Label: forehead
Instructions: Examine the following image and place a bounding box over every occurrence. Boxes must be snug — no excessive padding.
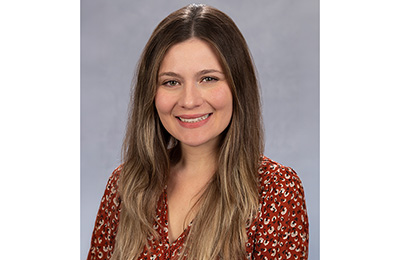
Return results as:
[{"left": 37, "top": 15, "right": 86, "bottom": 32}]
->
[{"left": 159, "top": 38, "right": 224, "bottom": 73}]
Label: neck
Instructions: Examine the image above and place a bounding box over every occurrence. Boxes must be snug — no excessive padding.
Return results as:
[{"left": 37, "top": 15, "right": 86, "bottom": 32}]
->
[{"left": 172, "top": 140, "right": 219, "bottom": 181}]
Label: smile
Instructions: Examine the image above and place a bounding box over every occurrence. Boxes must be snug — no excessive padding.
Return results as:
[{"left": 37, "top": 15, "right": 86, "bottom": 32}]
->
[{"left": 177, "top": 113, "right": 211, "bottom": 123}]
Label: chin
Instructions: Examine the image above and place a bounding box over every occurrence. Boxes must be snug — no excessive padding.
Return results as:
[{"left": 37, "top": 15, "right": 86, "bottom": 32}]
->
[{"left": 178, "top": 136, "right": 219, "bottom": 148}]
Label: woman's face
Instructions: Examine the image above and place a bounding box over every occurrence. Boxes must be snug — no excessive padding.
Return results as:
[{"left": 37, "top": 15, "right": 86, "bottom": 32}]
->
[{"left": 155, "top": 38, "right": 233, "bottom": 149}]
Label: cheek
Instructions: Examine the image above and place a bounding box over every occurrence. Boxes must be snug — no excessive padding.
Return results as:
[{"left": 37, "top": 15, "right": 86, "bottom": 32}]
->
[
  {"left": 155, "top": 91, "right": 173, "bottom": 115},
  {"left": 210, "top": 85, "right": 233, "bottom": 114}
]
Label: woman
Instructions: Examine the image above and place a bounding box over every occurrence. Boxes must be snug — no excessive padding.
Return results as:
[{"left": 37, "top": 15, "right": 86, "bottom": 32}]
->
[{"left": 88, "top": 4, "right": 308, "bottom": 260}]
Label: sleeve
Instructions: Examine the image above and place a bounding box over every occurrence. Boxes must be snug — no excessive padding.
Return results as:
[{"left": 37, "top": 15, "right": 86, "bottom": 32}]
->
[
  {"left": 87, "top": 167, "right": 122, "bottom": 260},
  {"left": 253, "top": 165, "right": 309, "bottom": 260}
]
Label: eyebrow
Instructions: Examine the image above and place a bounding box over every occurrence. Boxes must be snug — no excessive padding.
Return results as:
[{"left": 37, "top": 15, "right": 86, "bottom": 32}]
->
[{"left": 158, "top": 69, "right": 224, "bottom": 78}]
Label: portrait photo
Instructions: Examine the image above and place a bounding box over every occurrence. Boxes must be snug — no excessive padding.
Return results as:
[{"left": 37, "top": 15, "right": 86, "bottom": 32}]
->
[
  {"left": 3, "top": 1, "right": 400, "bottom": 260},
  {"left": 81, "top": 0, "right": 319, "bottom": 259}
]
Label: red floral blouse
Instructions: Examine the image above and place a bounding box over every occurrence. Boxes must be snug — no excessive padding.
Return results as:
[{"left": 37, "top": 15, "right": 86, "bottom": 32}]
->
[{"left": 87, "top": 156, "right": 309, "bottom": 259}]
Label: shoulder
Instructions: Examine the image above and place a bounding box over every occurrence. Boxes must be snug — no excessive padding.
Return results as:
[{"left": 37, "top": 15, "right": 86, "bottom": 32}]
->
[
  {"left": 98, "top": 165, "right": 122, "bottom": 206},
  {"left": 103, "top": 165, "right": 122, "bottom": 209},
  {"left": 96, "top": 164, "right": 123, "bottom": 219},
  {"left": 250, "top": 156, "right": 309, "bottom": 259},
  {"left": 105, "top": 165, "right": 122, "bottom": 193},
  {"left": 258, "top": 155, "right": 304, "bottom": 195}
]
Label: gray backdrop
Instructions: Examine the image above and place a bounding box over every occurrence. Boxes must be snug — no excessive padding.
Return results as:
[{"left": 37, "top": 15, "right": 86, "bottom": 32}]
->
[{"left": 81, "top": 0, "right": 319, "bottom": 259}]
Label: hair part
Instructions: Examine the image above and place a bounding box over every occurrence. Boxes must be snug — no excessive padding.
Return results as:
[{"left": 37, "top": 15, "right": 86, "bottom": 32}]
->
[{"left": 112, "top": 4, "right": 264, "bottom": 260}]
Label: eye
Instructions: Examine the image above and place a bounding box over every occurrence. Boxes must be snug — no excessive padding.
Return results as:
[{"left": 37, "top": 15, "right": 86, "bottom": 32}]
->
[
  {"left": 201, "top": 76, "right": 218, "bottom": 83},
  {"left": 162, "top": 80, "right": 179, "bottom": 87}
]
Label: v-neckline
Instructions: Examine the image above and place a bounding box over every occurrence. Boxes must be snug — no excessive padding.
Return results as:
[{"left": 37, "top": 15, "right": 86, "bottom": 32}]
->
[{"left": 163, "top": 187, "right": 193, "bottom": 246}]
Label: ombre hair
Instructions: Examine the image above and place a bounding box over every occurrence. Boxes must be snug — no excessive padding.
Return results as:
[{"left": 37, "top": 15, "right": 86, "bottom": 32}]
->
[{"left": 112, "top": 4, "right": 264, "bottom": 260}]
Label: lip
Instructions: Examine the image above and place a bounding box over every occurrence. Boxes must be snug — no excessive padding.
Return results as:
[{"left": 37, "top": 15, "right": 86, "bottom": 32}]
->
[
  {"left": 176, "top": 113, "right": 210, "bottom": 119},
  {"left": 176, "top": 113, "right": 212, "bottom": 128}
]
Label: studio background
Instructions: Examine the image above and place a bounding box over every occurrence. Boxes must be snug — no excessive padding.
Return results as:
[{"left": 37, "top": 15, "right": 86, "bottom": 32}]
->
[{"left": 81, "top": 0, "right": 319, "bottom": 259}]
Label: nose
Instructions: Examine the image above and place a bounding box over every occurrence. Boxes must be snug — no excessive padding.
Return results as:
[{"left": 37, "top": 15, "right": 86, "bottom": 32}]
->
[{"left": 178, "top": 82, "right": 203, "bottom": 109}]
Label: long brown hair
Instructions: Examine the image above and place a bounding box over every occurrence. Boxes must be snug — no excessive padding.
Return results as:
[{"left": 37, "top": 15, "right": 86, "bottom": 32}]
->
[{"left": 112, "top": 4, "right": 264, "bottom": 260}]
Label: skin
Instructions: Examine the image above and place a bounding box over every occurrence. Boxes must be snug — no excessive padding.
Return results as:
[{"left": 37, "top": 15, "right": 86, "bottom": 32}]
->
[{"left": 155, "top": 38, "right": 233, "bottom": 243}]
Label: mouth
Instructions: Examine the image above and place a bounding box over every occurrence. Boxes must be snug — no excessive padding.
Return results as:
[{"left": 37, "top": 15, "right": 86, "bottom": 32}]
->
[{"left": 176, "top": 113, "right": 212, "bottom": 123}]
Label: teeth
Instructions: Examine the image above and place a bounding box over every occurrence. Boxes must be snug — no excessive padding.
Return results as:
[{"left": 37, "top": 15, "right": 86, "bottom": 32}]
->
[{"left": 179, "top": 114, "right": 210, "bottom": 123}]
